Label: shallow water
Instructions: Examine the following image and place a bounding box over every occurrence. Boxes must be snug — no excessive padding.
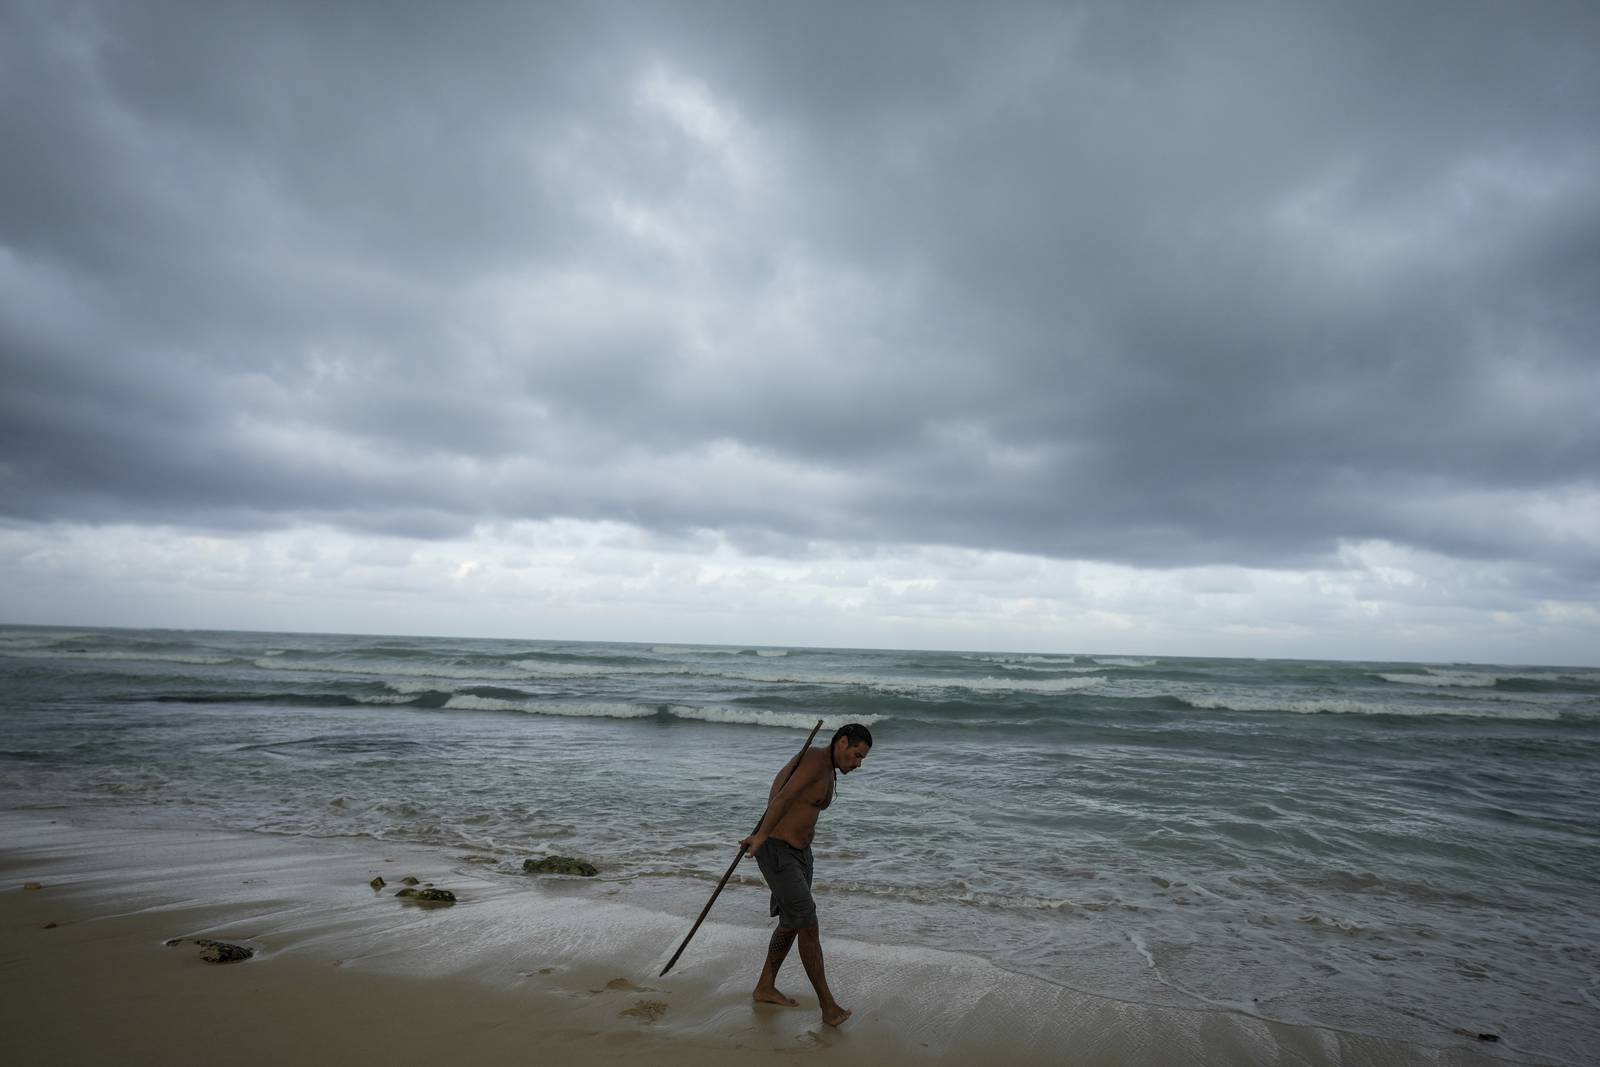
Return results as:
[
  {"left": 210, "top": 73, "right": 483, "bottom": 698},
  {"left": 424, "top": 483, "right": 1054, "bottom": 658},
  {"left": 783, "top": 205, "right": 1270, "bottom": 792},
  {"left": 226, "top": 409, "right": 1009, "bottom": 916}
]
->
[{"left": 2, "top": 625, "right": 1596, "bottom": 1064}]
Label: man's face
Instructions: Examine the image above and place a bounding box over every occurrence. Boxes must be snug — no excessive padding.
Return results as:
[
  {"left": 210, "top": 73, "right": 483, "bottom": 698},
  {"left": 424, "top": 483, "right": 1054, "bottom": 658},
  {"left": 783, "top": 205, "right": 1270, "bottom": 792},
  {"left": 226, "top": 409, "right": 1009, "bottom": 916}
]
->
[{"left": 834, "top": 740, "right": 870, "bottom": 774}]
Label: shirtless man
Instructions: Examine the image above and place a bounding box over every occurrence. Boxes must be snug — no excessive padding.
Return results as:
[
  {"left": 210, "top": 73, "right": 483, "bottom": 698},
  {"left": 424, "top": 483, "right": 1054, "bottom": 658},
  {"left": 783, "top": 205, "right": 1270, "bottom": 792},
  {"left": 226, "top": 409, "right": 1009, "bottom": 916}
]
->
[{"left": 740, "top": 722, "right": 873, "bottom": 1028}]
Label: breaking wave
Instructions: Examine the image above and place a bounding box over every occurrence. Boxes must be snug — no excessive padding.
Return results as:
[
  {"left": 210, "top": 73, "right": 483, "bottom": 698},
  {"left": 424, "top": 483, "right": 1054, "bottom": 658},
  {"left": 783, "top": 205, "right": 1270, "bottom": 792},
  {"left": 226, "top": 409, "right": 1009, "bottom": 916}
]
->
[{"left": 1177, "top": 695, "right": 1558, "bottom": 720}]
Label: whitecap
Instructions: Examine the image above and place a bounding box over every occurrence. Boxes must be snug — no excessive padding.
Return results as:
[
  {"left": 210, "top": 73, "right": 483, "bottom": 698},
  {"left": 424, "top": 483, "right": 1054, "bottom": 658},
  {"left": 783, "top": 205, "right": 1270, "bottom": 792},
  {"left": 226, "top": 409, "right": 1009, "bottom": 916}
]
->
[
  {"left": 1377, "top": 671, "right": 1497, "bottom": 688},
  {"left": 441, "top": 696, "right": 657, "bottom": 718},
  {"left": 508, "top": 659, "right": 697, "bottom": 678},
  {"left": 1177, "top": 695, "right": 1557, "bottom": 720},
  {"left": 697, "top": 667, "right": 1107, "bottom": 696},
  {"left": 663, "top": 705, "right": 886, "bottom": 730},
  {"left": 947, "top": 674, "right": 1106, "bottom": 694},
  {"left": 254, "top": 657, "right": 532, "bottom": 682},
  {"left": 1297, "top": 914, "right": 1369, "bottom": 934},
  {"left": 384, "top": 680, "right": 448, "bottom": 695},
  {"left": 0, "top": 648, "right": 236, "bottom": 666}
]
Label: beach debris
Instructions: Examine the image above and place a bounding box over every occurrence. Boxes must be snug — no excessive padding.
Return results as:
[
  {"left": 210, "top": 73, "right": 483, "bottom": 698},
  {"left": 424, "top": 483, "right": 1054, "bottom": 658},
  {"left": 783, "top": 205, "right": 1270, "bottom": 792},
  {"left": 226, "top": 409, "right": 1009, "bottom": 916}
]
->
[
  {"left": 401, "top": 875, "right": 420, "bottom": 885},
  {"left": 590, "top": 977, "right": 654, "bottom": 994},
  {"left": 22, "top": 882, "right": 43, "bottom": 891},
  {"left": 524, "top": 856, "right": 598, "bottom": 877},
  {"left": 370, "top": 876, "right": 386, "bottom": 889},
  {"left": 164, "top": 937, "right": 255, "bottom": 964},
  {"left": 395, "top": 887, "right": 456, "bottom": 905},
  {"left": 42, "top": 921, "right": 59, "bottom": 929},
  {"left": 607, "top": 977, "right": 651, "bottom": 991},
  {"left": 619, "top": 999, "right": 668, "bottom": 1023}
]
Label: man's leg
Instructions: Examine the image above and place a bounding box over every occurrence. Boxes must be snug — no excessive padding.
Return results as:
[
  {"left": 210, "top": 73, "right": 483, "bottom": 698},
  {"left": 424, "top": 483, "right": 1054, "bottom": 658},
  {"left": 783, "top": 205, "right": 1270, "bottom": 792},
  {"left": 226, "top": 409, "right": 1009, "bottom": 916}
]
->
[
  {"left": 752, "top": 840, "right": 802, "bottom": 1007},
  {"left": 752, "top": 925, "right": 800, "bottom": 1006},
  {"left": 797, "top": 923, "right": 851, "bottom": 1027}
]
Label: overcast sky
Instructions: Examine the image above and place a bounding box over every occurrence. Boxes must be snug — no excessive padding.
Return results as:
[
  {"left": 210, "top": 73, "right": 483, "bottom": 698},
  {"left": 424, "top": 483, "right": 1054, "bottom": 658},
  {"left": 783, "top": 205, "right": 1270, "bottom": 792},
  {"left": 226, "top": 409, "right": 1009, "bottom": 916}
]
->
[{"left": 2, "top": 1, "right": 1597, "bottom": 663}]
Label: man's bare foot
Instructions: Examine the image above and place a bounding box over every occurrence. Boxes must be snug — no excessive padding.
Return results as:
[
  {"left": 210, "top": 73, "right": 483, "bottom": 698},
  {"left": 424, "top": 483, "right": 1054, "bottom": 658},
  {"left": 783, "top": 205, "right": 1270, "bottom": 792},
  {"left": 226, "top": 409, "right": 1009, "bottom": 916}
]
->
[
  {"left": 821, "top": 1004, "right": 852, "bottom": 1027},
  {"left": 752, "top": 987, "right": 799, "bottom": 1007}
]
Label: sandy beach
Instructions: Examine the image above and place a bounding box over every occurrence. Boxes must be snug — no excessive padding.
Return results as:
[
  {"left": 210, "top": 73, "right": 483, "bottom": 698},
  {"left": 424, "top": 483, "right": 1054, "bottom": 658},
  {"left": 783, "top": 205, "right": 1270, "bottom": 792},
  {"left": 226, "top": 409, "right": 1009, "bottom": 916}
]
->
[{"left": 1, "top": 810, "right": 1531, "bottom": 1067}]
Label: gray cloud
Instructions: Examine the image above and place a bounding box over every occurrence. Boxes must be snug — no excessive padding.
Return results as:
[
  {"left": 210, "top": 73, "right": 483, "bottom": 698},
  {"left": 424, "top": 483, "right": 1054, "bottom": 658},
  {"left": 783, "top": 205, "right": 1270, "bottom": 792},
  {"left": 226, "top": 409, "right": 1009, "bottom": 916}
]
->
[{"left": 2, "top": 1, "right": 1597, "bottom": 589}]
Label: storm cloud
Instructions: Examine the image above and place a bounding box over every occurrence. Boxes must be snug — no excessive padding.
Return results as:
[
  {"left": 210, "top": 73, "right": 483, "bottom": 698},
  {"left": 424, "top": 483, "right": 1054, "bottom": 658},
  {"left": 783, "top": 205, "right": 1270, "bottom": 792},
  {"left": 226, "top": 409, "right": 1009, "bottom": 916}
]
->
[{"left": 2, "top": 1, "right": 1597, "bottom": 654}]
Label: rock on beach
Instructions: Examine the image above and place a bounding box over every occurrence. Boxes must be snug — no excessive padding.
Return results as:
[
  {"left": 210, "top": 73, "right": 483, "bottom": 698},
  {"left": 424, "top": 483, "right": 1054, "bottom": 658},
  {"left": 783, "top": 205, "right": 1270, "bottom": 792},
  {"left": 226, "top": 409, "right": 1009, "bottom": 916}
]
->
[
  {"left": 395, "top": 887, "right": 457, "bottom": 904},
  {"left": 165, "top": 937, "right": 255, "bottom": 964},
  {"left": 523, "top": 856, "right": 598, "bottom": 877}
]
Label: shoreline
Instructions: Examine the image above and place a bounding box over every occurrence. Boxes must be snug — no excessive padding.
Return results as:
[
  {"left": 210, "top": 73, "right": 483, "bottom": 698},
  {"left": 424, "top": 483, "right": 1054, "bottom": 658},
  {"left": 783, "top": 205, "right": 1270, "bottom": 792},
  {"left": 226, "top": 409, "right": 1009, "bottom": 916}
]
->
[{"left": 0, "top": 810, "right": 1538, "bottom": 1066}]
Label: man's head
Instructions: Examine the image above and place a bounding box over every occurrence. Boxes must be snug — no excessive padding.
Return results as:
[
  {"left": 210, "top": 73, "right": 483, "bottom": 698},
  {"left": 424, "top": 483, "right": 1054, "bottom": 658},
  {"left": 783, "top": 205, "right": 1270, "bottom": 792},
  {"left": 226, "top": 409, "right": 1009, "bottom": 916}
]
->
[{"left": 829, "top": 723, "right": 872, "bottom": 773}]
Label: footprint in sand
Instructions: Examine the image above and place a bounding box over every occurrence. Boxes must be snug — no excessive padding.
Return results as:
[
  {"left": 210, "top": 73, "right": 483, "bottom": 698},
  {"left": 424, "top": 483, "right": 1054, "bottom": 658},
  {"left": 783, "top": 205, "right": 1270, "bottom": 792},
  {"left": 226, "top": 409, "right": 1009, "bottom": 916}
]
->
[{"left": 620, "top": 999, "right": 668, "bottom": 1023}]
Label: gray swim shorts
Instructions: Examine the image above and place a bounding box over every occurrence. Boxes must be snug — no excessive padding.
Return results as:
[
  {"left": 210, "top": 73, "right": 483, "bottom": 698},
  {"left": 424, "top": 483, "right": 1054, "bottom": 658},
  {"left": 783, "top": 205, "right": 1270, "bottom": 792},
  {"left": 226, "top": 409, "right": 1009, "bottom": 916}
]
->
[{"left": 754, "top": 838, "right": 816, "bottom": 929}]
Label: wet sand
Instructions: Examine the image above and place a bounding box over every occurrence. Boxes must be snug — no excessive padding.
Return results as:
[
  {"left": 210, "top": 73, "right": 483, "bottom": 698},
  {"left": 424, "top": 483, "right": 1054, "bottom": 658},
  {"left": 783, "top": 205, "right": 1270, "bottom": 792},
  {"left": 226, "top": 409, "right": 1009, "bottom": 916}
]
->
[{"left": 0, "top": 812, "right": 1526, "bottom": 1066}]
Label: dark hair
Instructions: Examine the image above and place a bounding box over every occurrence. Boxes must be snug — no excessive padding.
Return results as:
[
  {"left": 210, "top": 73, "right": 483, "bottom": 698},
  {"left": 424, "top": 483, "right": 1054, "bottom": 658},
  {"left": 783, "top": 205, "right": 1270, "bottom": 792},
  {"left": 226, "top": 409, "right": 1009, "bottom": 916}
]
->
[{"left": 830, "top": 722, "right": 873, "bottom": 749}]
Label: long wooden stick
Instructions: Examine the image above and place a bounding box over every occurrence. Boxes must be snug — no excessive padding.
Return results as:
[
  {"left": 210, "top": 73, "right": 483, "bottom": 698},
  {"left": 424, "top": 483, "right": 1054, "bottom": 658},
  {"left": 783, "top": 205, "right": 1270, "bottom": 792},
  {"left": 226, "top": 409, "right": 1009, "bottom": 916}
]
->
[{"left": 659, "top": 719, "right": 824, "bottom": 977}]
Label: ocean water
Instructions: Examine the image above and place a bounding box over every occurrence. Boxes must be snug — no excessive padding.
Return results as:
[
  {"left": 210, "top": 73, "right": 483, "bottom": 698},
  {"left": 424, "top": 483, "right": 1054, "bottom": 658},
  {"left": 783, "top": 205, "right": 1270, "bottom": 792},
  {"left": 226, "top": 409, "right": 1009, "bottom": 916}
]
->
[{"left": 2, "top": 625, "right": 1596, "bottom": 1064}]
